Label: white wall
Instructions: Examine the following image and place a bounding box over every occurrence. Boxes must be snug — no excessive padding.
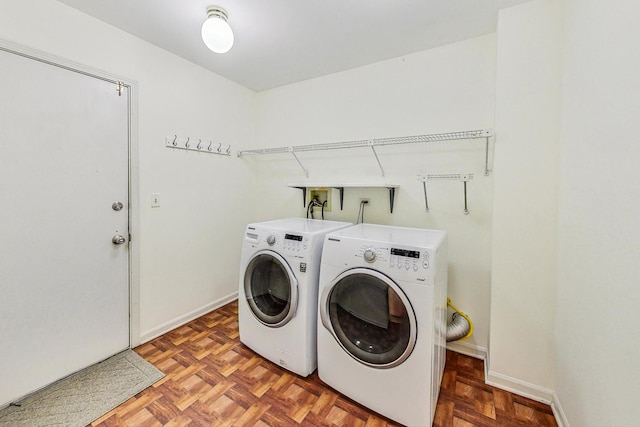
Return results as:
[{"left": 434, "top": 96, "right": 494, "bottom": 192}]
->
[
  {"left": 249, "top": 35, "right": 497, "bottom": 355},
  {"left": 0, "top": 0, "right": 256, "bottom": 343},
  {"left": 489, "top": 0, "right": 564, "bottom": 400},
  {"left": 554, "top": 0, "right": 640, "bottom": 425},
  {"left": 492, "top": 0, "right": 640, "bottom": 424}
]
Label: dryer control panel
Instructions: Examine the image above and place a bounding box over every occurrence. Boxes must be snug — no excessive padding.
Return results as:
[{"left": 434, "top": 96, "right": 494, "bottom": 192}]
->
[
  {"left": 390, "top": 247, "right": 430, "bottom": 271},
  {"left": 349, "top": 244, "right": 434, "bottom": 282},
  {"left": 390, "top": 247, "right": 430, "bottom": 272}
]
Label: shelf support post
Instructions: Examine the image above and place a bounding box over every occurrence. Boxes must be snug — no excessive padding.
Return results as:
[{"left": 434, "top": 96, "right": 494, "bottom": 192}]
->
[
  {"left": 463, "top": 181, "right": 469, "bottom": 215},
  {"left": 484, "top": 136, "right": 490, "bottom": 176}
]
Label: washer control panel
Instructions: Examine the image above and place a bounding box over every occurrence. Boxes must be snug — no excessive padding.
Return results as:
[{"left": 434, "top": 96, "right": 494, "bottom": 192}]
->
[
  {"left": 245, "top": 227, "right": 312, "bottom": 260},
  {"left": 283, "top": 233, "right": 308, "bottom": 254},
  {"left": 264, "top": 232, "right": 309, "bottom": 257}
]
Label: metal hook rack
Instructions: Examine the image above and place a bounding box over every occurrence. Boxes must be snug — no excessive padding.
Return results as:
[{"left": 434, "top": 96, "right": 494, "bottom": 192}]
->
[
  {"left": 238, "top": 129, "right": 493, "bottom": 177},
  {"left": 165, "top": 135, "right": 232, "bottom": 156},
  {"left": 418, "top": 173, "right": 474, "bottom": 215}
]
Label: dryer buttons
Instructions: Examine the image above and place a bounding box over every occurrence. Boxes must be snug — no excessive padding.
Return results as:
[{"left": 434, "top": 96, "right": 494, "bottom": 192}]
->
[{"left": 422, "top": 251, "right": 430, "bottom": 269}]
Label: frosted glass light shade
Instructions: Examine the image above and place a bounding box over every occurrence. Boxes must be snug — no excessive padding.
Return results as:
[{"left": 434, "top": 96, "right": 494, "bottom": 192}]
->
[{"left": 201, "top": 7, "right": 234, "bottom": 54}]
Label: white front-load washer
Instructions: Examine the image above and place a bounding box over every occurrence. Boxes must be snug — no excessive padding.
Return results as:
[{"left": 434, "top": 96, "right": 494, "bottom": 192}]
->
[
  {"left": 317, "top": 223, "right": 448, "bottom": 426},
  {"left": 238, "top": 218, "right": 352, "bottom": 377}
]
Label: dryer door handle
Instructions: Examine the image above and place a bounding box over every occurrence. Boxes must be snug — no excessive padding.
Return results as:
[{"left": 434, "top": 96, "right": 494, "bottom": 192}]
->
[{"left": 319, "top": 285, "right": 332, "bottom": 332}]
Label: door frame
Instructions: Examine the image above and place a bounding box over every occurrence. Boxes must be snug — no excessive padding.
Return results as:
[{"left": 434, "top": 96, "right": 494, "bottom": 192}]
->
[{"left": 0, "top": 39, "right": 141, "bottom": 347}]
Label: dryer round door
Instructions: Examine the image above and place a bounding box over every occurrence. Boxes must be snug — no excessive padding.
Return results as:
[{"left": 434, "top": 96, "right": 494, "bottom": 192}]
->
[
  {"left": 244, "top": 250, "right": 299, "bottom": 327},
  {"left": 320, "top": 268, "right": 417, "bottom": 368}
]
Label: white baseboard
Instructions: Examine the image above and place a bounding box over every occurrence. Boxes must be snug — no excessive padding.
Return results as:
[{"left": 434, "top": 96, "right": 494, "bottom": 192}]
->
[
  {"left": 446, "top": 340, "right": 488, "bottom": 361},
  {"left": 453, "top": 346, "right": 567, "bottom": 427},
  {"left": 551, "top": 392, "right": 570, "bottom": 427},
  {"left": 485, "top": 369, "right": 554, "bottom": 405},
  {"left": 139, "top": 291, "right": 238, "bottom": 344}
]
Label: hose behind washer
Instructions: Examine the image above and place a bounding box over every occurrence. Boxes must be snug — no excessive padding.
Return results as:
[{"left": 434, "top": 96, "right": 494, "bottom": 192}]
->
[{"left": 446, "top": 298, "right": 473, "bottom": 342}]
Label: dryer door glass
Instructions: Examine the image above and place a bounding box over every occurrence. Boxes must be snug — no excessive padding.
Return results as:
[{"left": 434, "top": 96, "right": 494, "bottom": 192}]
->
[
  {"left": 326, "top": 270, "right": 416, "bottom": 368},
  {"left": 244, "top": 251, "right": 298, "bottom": 327}
]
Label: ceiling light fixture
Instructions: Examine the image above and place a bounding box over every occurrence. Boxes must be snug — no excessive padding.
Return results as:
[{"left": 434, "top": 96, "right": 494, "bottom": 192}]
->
[{"left": 201, "top": 6, "right": 234, "bottom": 54}]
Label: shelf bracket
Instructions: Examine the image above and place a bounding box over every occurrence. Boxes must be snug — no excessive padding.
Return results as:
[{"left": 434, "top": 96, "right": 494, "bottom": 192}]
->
[
  {"left": 334, "top": 187, "right": 345, "bottom": 210},
  {"left": 331, "top": 186, "right": 395, "bottom": 213},
  {"left": 369, "top": 141, "right": 385, "bottom": 177},
  {"left": 387, "top": 187, "right": 396, "bottom": 213},
  {"left": 289, "top": 148, "right": 309, "bottom": 177},
  {"left": 293, "top": 186, "right": 307, "bottom": 208},
  {"left": 423, "top": 181, "right": 429, "bottom": 212}
]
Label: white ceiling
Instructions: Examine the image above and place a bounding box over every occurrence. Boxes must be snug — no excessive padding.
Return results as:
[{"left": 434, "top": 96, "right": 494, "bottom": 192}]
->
[{"left": 56, "top": 0, "right": 531, "bottom": 92}]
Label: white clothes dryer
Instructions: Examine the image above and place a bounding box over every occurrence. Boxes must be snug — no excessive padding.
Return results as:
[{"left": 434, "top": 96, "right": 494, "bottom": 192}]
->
[
  {"left": 317, "top": 223, "right": 448, "bottom": 426},
  {"left": 238, "top": 218, "right": 352, "bottom": 377}
]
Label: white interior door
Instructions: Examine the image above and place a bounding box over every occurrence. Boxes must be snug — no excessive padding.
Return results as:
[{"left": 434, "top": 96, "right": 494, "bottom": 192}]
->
[{"left": 0, "top": 49, "right": 129, "bottom": 407}]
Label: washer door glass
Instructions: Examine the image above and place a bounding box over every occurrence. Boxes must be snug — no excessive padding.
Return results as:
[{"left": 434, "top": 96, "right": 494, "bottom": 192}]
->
[
  {"left": 321, "top": 268, "right": 416, "bottom": 368},
  {"left": 244, "top": 250, "right": 298, "bottom": 327}
]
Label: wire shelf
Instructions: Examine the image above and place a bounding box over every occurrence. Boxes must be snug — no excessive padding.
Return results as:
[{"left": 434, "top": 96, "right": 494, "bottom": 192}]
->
[
  {"left": 238, "top": 129, "right": 492, "bottom": 156},
  {"left": 238, "top": 128, "right": 493, "bottom": 177}
]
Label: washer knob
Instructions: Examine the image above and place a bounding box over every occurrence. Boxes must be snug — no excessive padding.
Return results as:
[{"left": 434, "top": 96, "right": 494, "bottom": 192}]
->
[
  {"left": 363, "top": 248, "right": 377, "bottom": 263},
  {"left": 266, "top": 235, "right": 276, "bottom": 245}
]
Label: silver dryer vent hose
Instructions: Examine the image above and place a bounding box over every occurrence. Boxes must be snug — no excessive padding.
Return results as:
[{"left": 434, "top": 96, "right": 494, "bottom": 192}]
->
[{"left": 446, "top": 312, "right": 471, "bottom": 342}]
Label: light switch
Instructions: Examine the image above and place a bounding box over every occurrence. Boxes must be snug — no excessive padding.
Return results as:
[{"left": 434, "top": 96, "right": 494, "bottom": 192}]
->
[{"left": 151, "top": 193, "right": 161, "bottom": 208}]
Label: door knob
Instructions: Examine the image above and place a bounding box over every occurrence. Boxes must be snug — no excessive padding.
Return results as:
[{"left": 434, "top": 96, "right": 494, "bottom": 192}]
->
[{"left": 112, "top": 235, "right": 126, "bottom": 245}]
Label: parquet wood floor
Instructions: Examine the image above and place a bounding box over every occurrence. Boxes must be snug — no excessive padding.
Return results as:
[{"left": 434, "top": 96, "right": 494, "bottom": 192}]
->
[{"left": 90, "top": 301, "right": 557, "bottom": 427}]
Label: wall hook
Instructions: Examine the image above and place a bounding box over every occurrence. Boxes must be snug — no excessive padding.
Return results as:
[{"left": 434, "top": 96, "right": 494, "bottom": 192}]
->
[{"left": 165, "top": 135, "right": 232, "bottom": 158}]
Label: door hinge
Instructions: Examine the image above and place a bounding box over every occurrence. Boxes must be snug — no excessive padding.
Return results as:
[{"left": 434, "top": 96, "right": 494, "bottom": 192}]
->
[{"left": 116, "top": 81, "right": 124, "bottom": 96}]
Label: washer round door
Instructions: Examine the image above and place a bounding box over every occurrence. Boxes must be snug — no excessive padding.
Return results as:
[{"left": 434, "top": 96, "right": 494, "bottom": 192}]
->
[
  {"left": 244, "top": 250, "right": 298, "bottom": 327},
  {"left": 320, "top": 268, "right": 417, "bottom": 368}
]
